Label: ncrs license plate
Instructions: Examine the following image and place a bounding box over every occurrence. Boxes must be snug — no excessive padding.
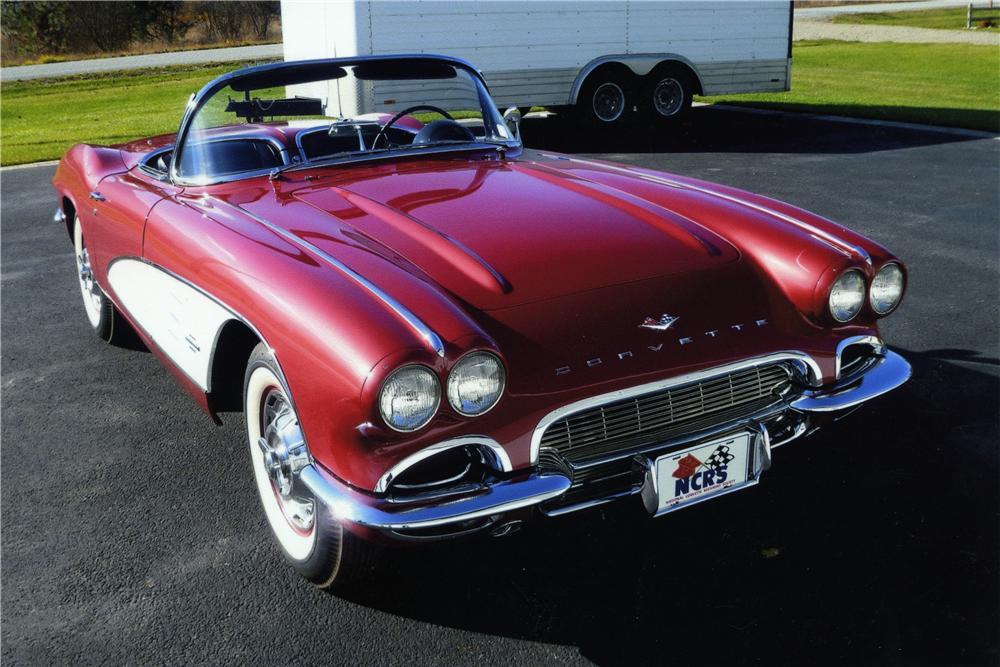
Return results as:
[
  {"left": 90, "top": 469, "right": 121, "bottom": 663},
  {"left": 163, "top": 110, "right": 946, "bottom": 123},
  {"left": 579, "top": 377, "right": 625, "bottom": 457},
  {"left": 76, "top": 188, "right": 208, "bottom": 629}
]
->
[{"left": 642, "top": 432, "right": 760, "bottom": 516}]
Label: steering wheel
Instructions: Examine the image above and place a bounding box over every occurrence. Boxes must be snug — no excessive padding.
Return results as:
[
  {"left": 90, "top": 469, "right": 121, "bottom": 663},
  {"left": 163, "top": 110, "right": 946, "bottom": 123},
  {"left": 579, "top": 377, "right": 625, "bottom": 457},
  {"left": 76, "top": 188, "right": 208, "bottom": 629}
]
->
[{"left": 372, "top": 105, "right": 455, "bottom": 149}]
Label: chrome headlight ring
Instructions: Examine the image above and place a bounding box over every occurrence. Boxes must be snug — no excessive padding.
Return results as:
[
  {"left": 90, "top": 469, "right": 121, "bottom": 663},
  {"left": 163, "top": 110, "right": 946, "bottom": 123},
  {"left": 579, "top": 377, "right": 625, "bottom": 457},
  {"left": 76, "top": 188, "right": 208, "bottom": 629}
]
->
[
  {"left": 870, "top": 262, "right": 905, "bottom": 315},
  {"left": 446, "top": 351, "right": 506, "bottom": 417},
  {"left": 828, "top": 268, "right": 866, "bottom": 323},
  {"left": 378, "top": 364, "right": 441, "bottom": 433}
]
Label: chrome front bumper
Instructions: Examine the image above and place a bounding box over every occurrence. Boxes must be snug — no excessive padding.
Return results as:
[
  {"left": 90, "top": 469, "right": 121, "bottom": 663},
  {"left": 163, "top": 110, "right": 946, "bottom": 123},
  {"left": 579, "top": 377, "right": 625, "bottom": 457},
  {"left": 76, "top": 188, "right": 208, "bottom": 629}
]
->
[
  {"left": 300, "top": 467, "right": 571, "bottom": 532},
  {"left": 300, "top": 350, "right": 911, "bottom": 535},
  {"left": 790, "top": 350, "right": 911, "bottom": 412}
]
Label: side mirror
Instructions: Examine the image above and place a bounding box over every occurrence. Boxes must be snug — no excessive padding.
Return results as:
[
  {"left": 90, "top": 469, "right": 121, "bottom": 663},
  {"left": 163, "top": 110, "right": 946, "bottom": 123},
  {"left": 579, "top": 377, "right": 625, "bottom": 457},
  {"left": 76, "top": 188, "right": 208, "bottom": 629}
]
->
[{"left": 502, "top": 106, "right": 521, "bottom": 142}]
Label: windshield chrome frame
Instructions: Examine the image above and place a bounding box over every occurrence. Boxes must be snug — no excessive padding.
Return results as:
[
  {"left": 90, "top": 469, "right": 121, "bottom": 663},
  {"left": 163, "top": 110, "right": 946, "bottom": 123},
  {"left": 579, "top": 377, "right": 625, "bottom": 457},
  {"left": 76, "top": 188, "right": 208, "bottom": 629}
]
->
[{"left": 169, "top": 54, "right": 517, "bottom": 187}]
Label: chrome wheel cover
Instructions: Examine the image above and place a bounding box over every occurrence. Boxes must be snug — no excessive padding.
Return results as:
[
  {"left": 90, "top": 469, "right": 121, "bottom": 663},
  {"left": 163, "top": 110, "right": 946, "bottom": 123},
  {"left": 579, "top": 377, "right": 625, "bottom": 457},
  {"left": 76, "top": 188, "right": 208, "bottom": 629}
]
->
[
  {"left": 73, "top": 219, "right": 103, "bottom": 327},
  {"left": 258, "top": 389, "right": 315, "bottom": 533},
  {"left": 592, "top": 82, "right": 625, "bottom": 122},
  {"left": 653, "top": 78, "right": 684, "bottom": 117}
]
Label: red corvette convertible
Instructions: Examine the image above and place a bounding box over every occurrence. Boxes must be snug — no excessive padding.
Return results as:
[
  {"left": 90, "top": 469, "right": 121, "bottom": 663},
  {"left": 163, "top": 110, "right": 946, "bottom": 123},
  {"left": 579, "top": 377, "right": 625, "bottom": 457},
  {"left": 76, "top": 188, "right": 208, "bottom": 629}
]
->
[{"left": 53, "top": 55, "right": 910, "bottom": 588}]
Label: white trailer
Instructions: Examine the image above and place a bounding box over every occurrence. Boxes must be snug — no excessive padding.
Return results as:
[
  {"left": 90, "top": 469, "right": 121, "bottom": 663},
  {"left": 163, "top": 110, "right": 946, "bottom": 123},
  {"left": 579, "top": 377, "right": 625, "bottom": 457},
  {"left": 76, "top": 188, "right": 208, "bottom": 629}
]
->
[{"left": 280, "top": 1, "right": 792, "bottom": 125}]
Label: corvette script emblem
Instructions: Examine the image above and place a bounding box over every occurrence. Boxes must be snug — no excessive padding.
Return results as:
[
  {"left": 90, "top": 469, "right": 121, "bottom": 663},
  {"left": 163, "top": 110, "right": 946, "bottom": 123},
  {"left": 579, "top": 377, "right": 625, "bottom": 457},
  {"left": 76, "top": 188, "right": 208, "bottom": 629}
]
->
[
  {"left": 639, "top": 314, "right": 679, "bottom": 331},
  {"left": 553, "top": 318, "right": 768, "bottom": 375}
]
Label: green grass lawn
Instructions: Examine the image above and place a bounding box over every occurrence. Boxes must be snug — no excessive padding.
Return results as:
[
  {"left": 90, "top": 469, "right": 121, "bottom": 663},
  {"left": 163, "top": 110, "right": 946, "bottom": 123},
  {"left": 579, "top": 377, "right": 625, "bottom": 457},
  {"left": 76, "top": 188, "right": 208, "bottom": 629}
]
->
[
  {"left": 830, "top": 7, "right": 997, "bottom": 30},
  {"left": 2, "top": 41, "right": 998, "bottom": 166},
  {"left": 0, "top": 62, "right": 270, "bottom": 165},
  {"left": 705, "top": 40, "right": 1000, "bottom": 132}
]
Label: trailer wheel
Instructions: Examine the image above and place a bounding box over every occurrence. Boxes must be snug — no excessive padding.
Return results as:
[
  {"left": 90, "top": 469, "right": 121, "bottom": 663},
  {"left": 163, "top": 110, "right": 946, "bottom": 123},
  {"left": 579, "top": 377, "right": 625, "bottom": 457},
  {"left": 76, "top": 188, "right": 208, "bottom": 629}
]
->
[
  {"left": 641, "top": 65, "right": 694, "bottom": 124},
  {"left": 577, "top": 68, "right": 635, "bottom": 127}
]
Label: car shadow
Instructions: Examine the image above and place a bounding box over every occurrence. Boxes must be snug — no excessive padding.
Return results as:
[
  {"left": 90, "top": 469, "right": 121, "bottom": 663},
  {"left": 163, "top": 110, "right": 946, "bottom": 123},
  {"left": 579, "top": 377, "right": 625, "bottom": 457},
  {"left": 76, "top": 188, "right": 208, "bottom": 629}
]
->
[
  {"left": 338, "top": 347, "right": 999, "bottom": 665},
  {"left": 519, "top": 105, "right": 991, "bottom": 156}
]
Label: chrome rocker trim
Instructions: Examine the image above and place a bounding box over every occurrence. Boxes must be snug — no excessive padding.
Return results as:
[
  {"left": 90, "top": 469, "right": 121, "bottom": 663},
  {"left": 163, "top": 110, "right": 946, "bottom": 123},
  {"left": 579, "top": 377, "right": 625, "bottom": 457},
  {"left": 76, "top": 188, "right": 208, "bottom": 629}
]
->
[{"left": 300, "top": 347, "right": 909, "bottom": 535}]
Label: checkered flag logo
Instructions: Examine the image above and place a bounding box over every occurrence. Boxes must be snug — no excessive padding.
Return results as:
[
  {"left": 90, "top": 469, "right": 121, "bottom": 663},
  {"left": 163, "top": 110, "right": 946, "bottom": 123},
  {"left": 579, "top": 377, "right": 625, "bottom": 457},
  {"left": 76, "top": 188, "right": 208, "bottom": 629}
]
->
[{"left": 704, "top": 444, "right": 735, "bottom": 472}]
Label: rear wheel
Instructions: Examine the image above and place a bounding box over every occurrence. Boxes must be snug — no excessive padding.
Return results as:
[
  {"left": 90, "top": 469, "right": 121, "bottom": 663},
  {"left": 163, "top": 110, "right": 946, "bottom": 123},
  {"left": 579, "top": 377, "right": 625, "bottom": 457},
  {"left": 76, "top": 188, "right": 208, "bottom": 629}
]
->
[
  {"left": 244, "top": 343, "right": 379, "bottom": 588},
  {"left": 641, "top": 67, "right": 694, "bottom": 124}
]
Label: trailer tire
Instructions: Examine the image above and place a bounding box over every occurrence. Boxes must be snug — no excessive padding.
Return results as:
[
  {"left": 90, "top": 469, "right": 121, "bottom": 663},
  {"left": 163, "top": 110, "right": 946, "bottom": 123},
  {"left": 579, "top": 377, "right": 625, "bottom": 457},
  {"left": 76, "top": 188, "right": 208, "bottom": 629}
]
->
[
  {"left": 576, "top": 68, "right": 635, "bottom": 127},
  {"left": 641, "top": 64, "right": 695, "bottom": 124}
]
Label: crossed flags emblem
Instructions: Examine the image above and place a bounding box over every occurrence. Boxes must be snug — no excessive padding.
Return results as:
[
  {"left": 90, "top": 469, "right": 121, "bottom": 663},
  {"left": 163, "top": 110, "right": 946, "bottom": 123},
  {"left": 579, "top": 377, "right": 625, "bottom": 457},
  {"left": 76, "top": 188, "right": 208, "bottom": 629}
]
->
[{"left": 671, "top": 444, "right": 736, "bottom": 479}]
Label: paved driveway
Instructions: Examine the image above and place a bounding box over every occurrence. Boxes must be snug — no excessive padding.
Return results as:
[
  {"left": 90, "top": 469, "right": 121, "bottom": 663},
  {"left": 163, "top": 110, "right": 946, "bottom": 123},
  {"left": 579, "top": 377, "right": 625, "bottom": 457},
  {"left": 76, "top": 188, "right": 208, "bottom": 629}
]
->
[{"left": 2, "top": 107, "right": 997, "bottom": 665}]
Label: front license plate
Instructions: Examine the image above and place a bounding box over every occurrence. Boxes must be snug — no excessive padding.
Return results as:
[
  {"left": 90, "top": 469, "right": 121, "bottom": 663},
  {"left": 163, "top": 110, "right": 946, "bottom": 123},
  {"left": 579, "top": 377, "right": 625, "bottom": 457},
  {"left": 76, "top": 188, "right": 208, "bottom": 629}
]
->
[{"left": 653, "top": 432, "right": 754, "bottom": 515}]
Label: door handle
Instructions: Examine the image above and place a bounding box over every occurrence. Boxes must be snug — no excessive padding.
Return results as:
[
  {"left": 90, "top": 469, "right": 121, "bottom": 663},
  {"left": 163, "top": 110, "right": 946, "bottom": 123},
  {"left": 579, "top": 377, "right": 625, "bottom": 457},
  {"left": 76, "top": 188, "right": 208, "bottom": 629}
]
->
[{"left": 88, "top": 191, "right": 106, "bottom": 202}]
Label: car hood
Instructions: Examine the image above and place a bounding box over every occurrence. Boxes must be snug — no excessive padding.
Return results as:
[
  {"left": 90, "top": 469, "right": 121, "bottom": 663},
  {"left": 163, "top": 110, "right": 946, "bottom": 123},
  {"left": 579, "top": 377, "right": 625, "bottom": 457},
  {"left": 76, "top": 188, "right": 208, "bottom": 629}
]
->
[{"left": 283, "top": 158, "right": 740, "bottom": 311}]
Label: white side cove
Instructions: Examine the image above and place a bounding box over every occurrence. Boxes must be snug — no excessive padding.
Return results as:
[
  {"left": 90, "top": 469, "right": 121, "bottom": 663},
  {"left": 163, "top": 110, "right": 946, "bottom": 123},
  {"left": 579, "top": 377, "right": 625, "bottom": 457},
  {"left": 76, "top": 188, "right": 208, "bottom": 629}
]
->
[{"left": 108, "top": 259, "right": 232, "bottom": 391}]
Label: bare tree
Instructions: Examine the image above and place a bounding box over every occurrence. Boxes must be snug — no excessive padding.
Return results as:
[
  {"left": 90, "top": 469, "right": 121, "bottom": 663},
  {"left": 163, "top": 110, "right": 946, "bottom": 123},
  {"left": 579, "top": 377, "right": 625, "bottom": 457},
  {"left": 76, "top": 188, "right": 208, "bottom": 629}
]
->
[
  {"left": 63, "top": 1, "right": 140, "bottom": 52},
  {"left": 1, "top": 1, "right": 71, "bottom": 55},
  {"left": 139, "top": 2, "right": 196, "bottom": 43},
  {"left": 244, "top": 1, "right": 279, "bottom": 41},
  {"left": 197, "top": 1, "right": 244, "bottom": 42}
]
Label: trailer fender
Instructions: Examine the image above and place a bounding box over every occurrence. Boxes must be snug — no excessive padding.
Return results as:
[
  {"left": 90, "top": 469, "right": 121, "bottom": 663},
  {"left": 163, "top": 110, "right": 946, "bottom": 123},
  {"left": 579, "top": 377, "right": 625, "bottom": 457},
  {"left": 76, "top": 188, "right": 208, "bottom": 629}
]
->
[{"left": 568, "top": 54, "right": 705, "bottom": 105}]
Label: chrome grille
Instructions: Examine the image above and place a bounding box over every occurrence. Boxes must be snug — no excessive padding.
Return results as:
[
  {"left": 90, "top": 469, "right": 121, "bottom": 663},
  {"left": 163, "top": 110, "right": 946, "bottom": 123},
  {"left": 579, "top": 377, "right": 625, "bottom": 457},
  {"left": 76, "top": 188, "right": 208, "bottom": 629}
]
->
[{"left": 539, "top": 363, "right": 791, "bottom": 462}]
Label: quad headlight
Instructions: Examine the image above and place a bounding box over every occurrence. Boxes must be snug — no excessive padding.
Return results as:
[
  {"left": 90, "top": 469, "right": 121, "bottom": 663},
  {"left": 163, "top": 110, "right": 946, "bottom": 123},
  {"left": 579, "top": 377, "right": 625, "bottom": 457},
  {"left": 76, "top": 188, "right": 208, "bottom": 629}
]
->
[
  {"left": 378, "top": 365, "right": 440, "bottom": 432},
  {"left": 828, "top": 269, "right": 866, "bottom": 323},
  {"left": 870, "top": 263, "right": 904, "bottom": 314},
  {"left": 447, "top": 352, "right": 505, "bottom": 416}
]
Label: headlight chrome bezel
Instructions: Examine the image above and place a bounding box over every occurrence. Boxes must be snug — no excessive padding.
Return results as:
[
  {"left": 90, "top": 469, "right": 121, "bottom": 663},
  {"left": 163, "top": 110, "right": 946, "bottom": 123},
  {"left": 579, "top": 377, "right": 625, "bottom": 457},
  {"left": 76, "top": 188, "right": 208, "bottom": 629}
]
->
[
  {"left": 827, "top": 268, "right": 867, "bottom": 323},
  {"left": 869, "top": 262, "right": 905, "bottom": 315},
  {"left": 446, "top": 351, "right": 506, "bottom": 417},
  {"left": 378, "top": 364, "right": 441, "bottom": 433}
]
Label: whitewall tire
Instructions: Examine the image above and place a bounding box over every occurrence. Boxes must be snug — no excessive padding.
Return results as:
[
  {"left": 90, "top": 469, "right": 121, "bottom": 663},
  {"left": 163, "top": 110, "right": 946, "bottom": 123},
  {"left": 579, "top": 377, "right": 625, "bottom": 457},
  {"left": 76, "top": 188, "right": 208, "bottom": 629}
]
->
[
  {"left": 73, "top": 216, "right": 111, "bottom": 335},
  {"left": 244, "top": 343, "right": 379, "bottom": 588},
  {"left": 72, "top": 215, "right": 135, "bottom": 345}
]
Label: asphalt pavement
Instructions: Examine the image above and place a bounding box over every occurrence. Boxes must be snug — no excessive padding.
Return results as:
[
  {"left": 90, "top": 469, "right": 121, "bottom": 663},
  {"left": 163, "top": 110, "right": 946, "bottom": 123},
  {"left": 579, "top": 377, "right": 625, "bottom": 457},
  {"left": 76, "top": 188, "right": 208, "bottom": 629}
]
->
[{"left": 2, "top": 106, "right": 998, "bottom": 665}]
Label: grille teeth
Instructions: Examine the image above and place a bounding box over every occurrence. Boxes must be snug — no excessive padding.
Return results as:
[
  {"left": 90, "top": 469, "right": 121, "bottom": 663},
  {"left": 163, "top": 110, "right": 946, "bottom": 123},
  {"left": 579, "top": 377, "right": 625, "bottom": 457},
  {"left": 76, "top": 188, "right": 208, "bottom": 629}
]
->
[{"left": 539, "top": 363, "right": 791, "bottom": 463}]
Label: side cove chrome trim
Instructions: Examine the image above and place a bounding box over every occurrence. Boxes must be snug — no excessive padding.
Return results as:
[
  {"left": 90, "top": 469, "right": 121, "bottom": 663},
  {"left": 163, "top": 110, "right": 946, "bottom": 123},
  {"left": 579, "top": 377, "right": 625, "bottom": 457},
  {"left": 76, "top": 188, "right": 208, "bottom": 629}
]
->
[
  {"left": 105, "top": 258, "right": 315, "bottom": 470},
  {"left": 214, "top": 200, "right": 447, "bottom": 357},
  {"left": 543, "top": 155, "right": 872, "bottom": 265},
  {"left": 374, "top": 435, "right": 513, "bottom": 494},
  {"left": 108, "top": 258, "right": 230, "bottom": 391},
  {"left": 529, "top": 351, "right": 822, "bottom": 465}
]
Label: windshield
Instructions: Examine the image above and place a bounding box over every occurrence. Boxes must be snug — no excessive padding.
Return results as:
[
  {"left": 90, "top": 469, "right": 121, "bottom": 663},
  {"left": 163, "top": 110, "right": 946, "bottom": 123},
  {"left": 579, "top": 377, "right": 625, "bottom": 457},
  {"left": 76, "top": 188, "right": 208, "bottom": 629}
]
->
[{"left": 174, "top": 58, "right": 516, "bottom": 183}]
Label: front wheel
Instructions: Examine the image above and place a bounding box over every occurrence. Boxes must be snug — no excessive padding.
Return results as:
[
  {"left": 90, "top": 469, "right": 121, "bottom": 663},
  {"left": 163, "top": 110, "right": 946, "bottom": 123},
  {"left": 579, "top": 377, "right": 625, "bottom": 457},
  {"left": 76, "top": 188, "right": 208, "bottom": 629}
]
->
[
  {"left": 576, "top": 71, "right": 635, "bottom": 127},
  {"left": 73, "top": 215, "right": 130, "bottom": 343},
  {"left": 244, "top": 343, "right": 379, "bottom": 588}
]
